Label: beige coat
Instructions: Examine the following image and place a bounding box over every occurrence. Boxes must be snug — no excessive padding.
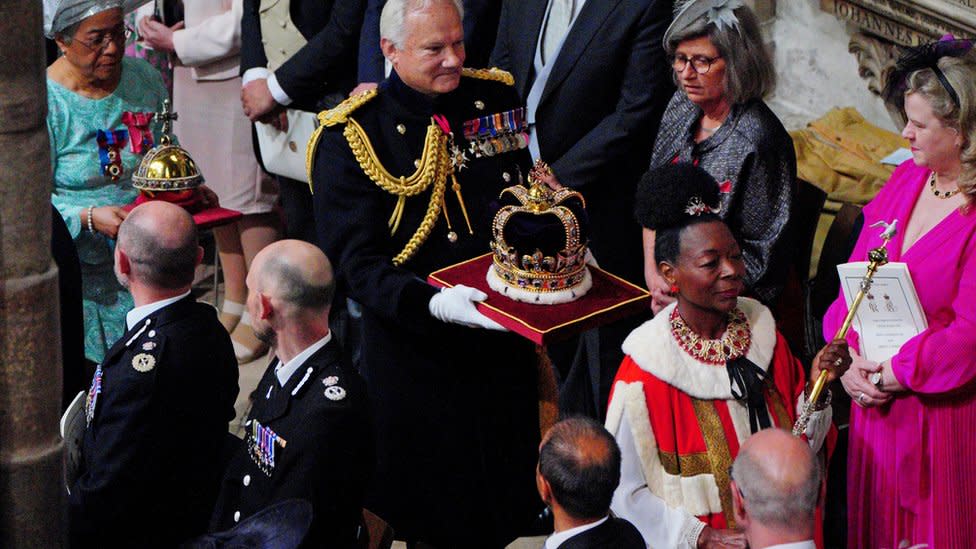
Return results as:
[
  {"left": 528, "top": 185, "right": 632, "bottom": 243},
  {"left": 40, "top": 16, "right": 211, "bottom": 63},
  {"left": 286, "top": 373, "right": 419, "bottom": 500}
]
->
[{"left": 170, "top": 0, "right": 276, "bottom": 214}]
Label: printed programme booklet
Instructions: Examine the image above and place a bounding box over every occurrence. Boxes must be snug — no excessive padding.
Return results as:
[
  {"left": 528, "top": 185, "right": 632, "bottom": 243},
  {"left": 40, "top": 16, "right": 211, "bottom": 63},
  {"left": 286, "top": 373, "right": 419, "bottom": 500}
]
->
[{"left": 837, "top": 262, "right": 927, "bottom": 362}]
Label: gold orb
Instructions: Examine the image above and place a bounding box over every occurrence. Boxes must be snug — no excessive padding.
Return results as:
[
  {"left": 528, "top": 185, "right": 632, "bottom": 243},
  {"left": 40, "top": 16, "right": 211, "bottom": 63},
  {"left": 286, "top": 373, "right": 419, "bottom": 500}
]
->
[{"left": 131, "top": 143, "right": 205, "bottom": 191}]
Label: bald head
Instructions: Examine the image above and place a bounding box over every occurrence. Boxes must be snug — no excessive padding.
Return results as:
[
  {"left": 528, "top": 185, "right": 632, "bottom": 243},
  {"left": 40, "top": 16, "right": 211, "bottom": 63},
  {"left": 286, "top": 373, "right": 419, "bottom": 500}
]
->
[
  {"left": 732, "top": 428, "right": 821, "bottom": 532},
  {"left": 539, "top": 417, "right": 621, "bottom": 520},
  {"left": 118, "top": 202, "right": 199, "bottom": 290},
  {"left": 250, "top": 240, "right": 336, "bottom": 315}
]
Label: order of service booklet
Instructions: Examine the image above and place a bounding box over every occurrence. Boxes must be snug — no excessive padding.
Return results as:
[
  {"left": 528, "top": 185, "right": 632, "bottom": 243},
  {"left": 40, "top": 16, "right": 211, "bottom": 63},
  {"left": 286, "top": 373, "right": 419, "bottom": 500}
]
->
[{"left": 837, "top": 262, "right": 927, "bottom": 362}]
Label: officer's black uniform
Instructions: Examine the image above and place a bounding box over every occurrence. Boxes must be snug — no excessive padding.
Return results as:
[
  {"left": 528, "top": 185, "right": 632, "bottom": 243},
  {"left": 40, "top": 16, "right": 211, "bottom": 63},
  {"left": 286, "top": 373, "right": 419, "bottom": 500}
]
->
[
  {"left": 69, "top": 296, "right": 239, "bottom": 548},
  {"left": 210, "top": 341, "right": 371, "bottom": 548},
  {"left": 311, "top": 69, "right": 541, "bottom": 548}
]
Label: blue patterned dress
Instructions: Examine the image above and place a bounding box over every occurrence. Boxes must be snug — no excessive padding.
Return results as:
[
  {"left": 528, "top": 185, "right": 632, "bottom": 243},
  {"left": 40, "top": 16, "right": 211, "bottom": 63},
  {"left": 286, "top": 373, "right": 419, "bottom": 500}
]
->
[{"left": 47, "top": 56, "right": 168, "bottom": 363}]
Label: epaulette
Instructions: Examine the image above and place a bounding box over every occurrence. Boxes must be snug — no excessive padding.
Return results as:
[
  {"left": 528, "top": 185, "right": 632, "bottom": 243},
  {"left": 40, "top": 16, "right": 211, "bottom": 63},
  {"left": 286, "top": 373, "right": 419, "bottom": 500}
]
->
[
  {"left": 317, "top": 88, "right": 379, "bottom": 128},
  {"left": 461, "top": 67, "right": 515, "bottom": 86},
  {"left": 307, "top": 88, "right": 380, "bottom": 187}
]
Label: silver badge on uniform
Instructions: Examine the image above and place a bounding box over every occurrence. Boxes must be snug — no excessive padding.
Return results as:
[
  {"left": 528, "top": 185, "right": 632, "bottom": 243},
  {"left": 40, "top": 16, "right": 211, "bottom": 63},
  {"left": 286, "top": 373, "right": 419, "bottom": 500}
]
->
[
  {"left": 132, "top": 353, "right": 156, "bottom": 373},
  {"left": 323, "top": 376, "right": 339, "bottom": 387},
  {"left": 324, "top": 385, "right": 346, "bottom": 401}
]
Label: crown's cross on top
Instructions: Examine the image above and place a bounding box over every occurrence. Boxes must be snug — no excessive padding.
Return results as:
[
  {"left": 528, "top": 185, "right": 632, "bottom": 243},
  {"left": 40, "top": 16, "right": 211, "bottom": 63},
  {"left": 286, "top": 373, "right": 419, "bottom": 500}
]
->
[{"left": 155, "top": 99, "right": 179, "bottom": 145}]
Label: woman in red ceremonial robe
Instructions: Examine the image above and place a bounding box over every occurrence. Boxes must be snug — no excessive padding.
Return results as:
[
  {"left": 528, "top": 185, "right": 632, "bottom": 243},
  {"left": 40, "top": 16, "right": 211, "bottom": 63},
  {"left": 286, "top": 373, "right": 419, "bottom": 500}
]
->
[{"left": 606, "top": 163, "right": 850, "bottom": 549}]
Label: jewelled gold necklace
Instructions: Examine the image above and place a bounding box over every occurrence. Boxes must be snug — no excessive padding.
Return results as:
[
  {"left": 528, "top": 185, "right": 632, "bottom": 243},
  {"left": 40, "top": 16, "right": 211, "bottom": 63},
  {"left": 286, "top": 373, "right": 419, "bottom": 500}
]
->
[
  {"left": 929, "top": 172, "right": 960, "bottom": 199},
  {"left": 670, "top": 307, "right": 751, "bottom": 365}
]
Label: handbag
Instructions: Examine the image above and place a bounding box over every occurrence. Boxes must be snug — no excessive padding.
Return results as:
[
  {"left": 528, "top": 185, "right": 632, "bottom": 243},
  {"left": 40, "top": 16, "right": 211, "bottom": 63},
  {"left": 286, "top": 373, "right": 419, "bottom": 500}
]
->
[{"left": 254, "top": 109, "right": 319, "bottom": 182}]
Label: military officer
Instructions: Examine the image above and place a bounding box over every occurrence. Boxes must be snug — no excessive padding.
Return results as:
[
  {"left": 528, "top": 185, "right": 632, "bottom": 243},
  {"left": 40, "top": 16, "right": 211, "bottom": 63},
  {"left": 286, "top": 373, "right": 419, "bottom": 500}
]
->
[
  {"left": 310, "top": 0, "right": 541, "bottom": 546},
  {"left": 210, "top": 240, "right": 372, "bottom": 548},
  {"left": 69, "top": 202, "right": 239, "bottom": 548}
]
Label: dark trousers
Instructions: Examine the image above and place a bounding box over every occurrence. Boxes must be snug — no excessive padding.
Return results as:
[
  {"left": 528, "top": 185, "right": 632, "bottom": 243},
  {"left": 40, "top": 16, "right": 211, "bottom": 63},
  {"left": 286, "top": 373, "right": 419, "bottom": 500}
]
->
[
  {"left": 549, "top": 311, "right": 650, "bottom": 421},
  {"left": 278, "top": 175, "right": 316, "bottom": 242}
]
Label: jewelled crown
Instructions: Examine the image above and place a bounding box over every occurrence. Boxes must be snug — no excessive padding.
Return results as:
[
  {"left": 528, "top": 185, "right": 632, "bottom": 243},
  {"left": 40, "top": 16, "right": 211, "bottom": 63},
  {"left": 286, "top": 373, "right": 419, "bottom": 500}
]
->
[{"left": 487, "top": 161, "right": 592, "bottom": 305}]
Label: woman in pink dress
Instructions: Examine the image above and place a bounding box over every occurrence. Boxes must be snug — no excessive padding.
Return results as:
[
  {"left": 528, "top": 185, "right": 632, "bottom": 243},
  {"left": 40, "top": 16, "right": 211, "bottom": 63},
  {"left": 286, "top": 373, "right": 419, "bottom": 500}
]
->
[{"left": 823, "top": 41, "right": 976, "bottom": 549}]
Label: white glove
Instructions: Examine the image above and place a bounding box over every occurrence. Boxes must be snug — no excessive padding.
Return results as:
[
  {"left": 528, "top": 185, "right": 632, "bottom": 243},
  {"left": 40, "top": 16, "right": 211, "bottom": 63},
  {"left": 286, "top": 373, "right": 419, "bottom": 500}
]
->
[{"left": 428, "top": 285, "right": 507, "bottom": 331}]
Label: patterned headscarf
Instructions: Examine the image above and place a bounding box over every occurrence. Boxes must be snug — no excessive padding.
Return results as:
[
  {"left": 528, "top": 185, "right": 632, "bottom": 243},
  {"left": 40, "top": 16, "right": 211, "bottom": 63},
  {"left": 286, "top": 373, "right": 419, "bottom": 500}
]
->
[{"left": 43, "top": 0, "right": 143, "bottom": 39}]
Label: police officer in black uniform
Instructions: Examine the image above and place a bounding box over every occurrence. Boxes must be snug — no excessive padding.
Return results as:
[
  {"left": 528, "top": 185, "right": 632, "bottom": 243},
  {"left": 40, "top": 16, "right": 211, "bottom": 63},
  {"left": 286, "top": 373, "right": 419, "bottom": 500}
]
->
[
  {"left": 210, "top": 240, "right": 371, "bottom": 548},
  {"left": 69, "top": 202, "right": 239, "bottom": 548},
  {"left": 310, "top": 0, "right": 541, "bottom": 546}
]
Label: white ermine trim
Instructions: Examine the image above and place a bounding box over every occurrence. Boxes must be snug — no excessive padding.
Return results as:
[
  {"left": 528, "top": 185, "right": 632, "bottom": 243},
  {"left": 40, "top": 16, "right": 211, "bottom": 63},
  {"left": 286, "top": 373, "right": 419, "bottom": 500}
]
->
[
  {"left": 485, "top": 266, "right": 592, "bottom": 305},
  {"left": 621, "top": 297, "right": 776, "bottom": 400}
]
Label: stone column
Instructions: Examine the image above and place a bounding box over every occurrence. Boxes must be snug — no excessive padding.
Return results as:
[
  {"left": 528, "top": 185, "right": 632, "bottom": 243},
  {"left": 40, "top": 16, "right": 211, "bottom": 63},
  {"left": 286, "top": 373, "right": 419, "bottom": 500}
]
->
[{"left": 0, "top": 0, "right": 65, "bottom": 546}]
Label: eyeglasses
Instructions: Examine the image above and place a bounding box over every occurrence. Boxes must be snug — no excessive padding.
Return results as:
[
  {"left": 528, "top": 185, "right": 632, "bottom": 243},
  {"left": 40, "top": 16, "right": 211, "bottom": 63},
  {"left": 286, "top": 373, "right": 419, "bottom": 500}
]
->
[
  {"left": 671, "top": 53, "right": 722, "bottom": 75},
  {"left": 73, "top": 24, "right": 134, "bottom": 53}
]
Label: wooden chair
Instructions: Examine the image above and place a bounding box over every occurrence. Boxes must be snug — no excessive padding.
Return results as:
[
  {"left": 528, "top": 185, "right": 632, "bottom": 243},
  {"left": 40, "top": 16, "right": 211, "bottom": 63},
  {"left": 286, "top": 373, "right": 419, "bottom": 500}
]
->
[
  {"left": 358, "top": 508, "right": 395, "bottom": 549},
  {"left": 772, "top": 179, "right": 828, "bottom": 365},
  {"left": 805, "top": 202, "right": 863, "bottom": 430},
  {"left": 804, "top": 202, "right": 864, "bottom": 360}
]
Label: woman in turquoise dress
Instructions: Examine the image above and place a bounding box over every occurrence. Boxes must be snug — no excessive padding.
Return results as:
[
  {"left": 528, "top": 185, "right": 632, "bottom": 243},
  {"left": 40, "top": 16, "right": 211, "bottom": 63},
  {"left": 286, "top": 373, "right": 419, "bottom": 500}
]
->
[{"left": 45, "top": 0, "right": 167, "bottom": 362}]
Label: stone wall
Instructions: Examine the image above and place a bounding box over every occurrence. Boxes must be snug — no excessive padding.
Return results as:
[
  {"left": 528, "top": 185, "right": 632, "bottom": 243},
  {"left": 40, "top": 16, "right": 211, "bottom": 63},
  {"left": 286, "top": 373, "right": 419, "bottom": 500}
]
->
[{"left": 766, "top": 0, "right": 898, "bottom": 131}]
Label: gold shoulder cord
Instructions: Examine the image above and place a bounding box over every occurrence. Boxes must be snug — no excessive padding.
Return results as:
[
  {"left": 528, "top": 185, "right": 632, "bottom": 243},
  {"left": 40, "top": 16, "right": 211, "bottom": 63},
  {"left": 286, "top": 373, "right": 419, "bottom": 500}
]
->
[
  {"left": 305, "top": 87, "right": 451, "bottom": 266},
  {"left": 306, "top": 88, "right": 380, "bottom": 190},
  {"left": 343, "top": 119, "right": 451, "bottom": 265},
  {"left": 461, "top": 67, "right": 515, "bottom": 86}
]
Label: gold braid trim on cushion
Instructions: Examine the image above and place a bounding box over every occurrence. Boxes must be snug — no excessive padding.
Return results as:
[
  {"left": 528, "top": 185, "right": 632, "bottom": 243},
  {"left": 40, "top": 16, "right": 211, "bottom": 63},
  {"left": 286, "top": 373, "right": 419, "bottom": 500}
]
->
[
  {"left": 343, "top": 117, "right": 451, "bottom": 266},
  {"left": 306, "top": 89, "right": 380, "bottom": 190},
  {"left": 461, "top": 67, "right": 515, "bottom": 86}
]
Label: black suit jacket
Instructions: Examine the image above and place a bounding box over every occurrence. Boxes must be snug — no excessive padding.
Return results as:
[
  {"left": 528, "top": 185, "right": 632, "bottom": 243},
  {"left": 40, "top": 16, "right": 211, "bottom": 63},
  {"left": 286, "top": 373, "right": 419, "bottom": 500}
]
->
[
  {"left": 491, "top": 0, "right": 673, "bottom": 282},
  {"left": 69, "top": 296, "right": 239, "bottom": 548},
  {"left": 210, "top": 341, "right": 372, "bottom": 548},
  {"left": 556, "top": 517, "right": 646, "bottom": 549},
  {"left": 240, "top": 0, "right": 365, "bottom": 110}
]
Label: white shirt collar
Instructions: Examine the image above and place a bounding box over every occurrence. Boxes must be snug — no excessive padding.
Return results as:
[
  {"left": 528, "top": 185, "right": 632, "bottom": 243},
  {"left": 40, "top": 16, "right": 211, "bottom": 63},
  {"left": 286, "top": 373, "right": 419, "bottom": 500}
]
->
[
  {"left": 275, "top": 332, "right": 332, "bottom": 387},
  {"left": 764, "top": 541, "right": 816, "bottom": 549},
  {"left": 545, "top": 516, "right": 608, "bottom": 549},
  {"left": 126, "top": 291, "right": 191, "bottom": 330}
]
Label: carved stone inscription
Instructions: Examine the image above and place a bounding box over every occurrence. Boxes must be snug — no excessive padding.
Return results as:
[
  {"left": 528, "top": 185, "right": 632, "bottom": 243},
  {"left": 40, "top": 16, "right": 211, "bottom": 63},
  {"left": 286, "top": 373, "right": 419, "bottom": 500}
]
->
[{"left": 820, "top": 0, "right": 975, "bottom": 127}]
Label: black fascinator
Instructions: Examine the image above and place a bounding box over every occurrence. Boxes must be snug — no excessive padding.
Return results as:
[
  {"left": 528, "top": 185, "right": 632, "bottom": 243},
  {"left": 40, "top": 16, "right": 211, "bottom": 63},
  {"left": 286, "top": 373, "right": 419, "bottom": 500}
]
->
[
  {"left": 883, "top": 36, "right": 974, "bottom": 113},
  {"left": 635, "top": 162, "right": 722, "bottom": 231}
]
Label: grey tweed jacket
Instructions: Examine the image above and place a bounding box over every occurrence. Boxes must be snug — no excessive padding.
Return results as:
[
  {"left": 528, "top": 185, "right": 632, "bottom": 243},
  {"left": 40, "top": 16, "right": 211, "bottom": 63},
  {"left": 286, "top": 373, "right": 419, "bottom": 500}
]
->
[{"left": 650, "top": 91, "right": 797, "bottom": 304}]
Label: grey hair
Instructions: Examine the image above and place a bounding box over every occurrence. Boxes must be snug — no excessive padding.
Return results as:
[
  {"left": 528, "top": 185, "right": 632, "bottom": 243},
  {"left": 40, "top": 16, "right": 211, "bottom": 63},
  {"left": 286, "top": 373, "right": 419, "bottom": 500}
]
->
[
  {"left": 260, "top": 256, "right": 335, "bottom": 313},
  {"left": 118, "top": 210, "right": 199, "bottom": 290},
  {"left": 379, "top": 0, "right": 464, "bottom": 48},
  {"left": 665, "top": 4, "right": 775, "bottom": 104},
  {"left": 54, "top": 20, "right": 83, "bottom": 44},
  {"left": 731, "top": 437, "right": 821, "bottom": 531},
  {"left": 906, "top": 51, "right": 976, "bottom": 206}
]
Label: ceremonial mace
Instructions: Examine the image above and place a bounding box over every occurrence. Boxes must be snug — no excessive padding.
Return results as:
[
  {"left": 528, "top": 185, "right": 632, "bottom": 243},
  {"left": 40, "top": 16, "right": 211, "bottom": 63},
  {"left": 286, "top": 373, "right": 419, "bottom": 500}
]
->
[{"left": 792, "top": 219, "right": 898, "bottom": 436}]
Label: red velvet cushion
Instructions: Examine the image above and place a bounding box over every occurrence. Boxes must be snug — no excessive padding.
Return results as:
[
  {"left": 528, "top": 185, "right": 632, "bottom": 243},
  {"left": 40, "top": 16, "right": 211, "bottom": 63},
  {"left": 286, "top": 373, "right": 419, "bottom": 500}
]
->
[{"left": 428, "top": 253, "right": 650, "bottom": 345}]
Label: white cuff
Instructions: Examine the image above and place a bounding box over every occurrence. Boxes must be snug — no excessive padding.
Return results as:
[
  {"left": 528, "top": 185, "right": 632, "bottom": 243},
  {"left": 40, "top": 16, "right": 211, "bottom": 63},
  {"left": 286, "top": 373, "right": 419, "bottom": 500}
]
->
[
  {"left": 266, "top": 73, "right": 293, "bottom": 106},
  {"left": 681, "top": 514, "right": 707, "bottom": 549},
  {"left": 795, "top": 391, "right": 833, "bottom": 453},
  {"left": 242, "top": 67, "right": 271, "bottom": 87}
]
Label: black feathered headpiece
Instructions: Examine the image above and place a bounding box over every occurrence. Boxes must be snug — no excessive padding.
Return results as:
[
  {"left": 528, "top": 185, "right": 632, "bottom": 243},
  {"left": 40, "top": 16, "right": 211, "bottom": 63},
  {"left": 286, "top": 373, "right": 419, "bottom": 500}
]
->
[
  {"left": 635, "top": 162, "right": 722, "bottom": 231},
  {"left": 883, "top": 36, "right": 974, "bottom": 113}
]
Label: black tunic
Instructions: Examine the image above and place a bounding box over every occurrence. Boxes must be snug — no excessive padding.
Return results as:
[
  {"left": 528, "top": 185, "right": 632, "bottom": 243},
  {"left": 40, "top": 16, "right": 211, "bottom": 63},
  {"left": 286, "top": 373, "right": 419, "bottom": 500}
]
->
[
  {"left": 210, "top": 341, "right": 371, "bottom": 548},
  {"left": 313, "top": 71, "right": 541, "bottom": 547},
  {"left": 69, "top": 296, "right": 239, "bottom": 548}
]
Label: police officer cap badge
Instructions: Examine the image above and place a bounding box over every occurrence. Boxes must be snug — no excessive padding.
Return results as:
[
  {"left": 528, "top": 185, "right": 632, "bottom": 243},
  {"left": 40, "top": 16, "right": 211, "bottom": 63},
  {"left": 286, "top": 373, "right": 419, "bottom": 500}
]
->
[
  {"left": 132, "top": 353, "right": 156, "bottom": 373},
  {"left": 324, "top": 385, "right": 346, "bottom": 401}
]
